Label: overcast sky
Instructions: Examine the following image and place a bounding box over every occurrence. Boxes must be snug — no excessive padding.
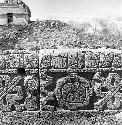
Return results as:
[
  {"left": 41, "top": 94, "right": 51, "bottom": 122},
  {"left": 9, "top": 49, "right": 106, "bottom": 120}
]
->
[{"left": 2, "top": 0, "right": 122, "bottom": 21}]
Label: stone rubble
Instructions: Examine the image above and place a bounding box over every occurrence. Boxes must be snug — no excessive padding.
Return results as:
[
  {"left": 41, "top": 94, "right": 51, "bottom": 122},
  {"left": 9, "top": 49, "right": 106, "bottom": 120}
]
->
[{"left": 0, "top": 19, "right": 122, "bottom": 51}]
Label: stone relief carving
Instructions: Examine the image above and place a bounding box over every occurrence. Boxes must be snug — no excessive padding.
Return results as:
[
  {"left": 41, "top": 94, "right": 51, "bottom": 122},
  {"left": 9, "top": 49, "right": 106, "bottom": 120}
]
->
[{"left": 4, "top": 0, "right": 22, "bottom": 4}]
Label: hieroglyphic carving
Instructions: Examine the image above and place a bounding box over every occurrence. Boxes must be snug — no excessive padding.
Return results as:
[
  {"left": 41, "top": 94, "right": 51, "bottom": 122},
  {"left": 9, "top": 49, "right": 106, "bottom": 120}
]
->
[
  {"left": 106, "top": 73, "right": 121, "bottom": 89},
  {"left": 55, "top": 73, "right": 90, "bottom": 110},
  {"left": 107, "top": 92, "right": 122, "bottom": 109},
  {"left": 1, "top": 51, "right": 38, "bottom": 70},
  {"left": 24, "top": 91, "right": 37, "bottom": 111},
  {"left": 112, "top": 53, "right": 122, "bottom": 68},
  {"left": 99, "top": 52, "right": 114, "bottom": 68},
  {"left": 1, "top": 49, "right": 122, "bottom": 112},
  {"left": 0, "top": 51, "right": 39, "bottom": 112},
  {"left": 0, "top": 76, "right": 22, "bottom": 111},
  {"left": 5, "top": 54, "right": 23, "bottom": 69},
  {"left": 40, "top": 51, "right": 85, "bottom": 70},
  {"left": 85, "top": 51, "right": 100, "bottom": 68},
  {"left": 105, "top": 73, "right": 122, "bottom": 110},
  {"left": 5, "top": 86, "right": 23, "bottom": 111},
  {"left": 77, "top": 52, "right": 85, "bottom": 68},
  {"left": 68, "top": 52, "right": 77, "bottom": 69},
  {"left": 40, "top": 55, "right": 51, "bottom": 69},
  {"left": 24, "top": 54, "right": 38, "bottom": 68},
  {"left": 39, "top": 50, "right": 122, "bottom": 70},
  {"left": 0, "top": 75, "right": 40, "bottom": 112},
  {"left": 94, "top": 73, "right": 122, "bottom": 110},
  {"left": 51, "top": 55, "right": 67, "bottom": 69},
  {"left": 0, "top": 55, "right": 5, "bottom": 70},
  {"left": 23, "top": 75, "right": 39, "bottom": 111}
]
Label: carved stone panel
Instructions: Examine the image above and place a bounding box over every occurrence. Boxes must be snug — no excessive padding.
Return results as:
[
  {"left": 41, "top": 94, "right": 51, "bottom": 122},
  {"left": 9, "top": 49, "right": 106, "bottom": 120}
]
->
[{"left": 0, "top": 50, "right": 39, "bottom": 112}]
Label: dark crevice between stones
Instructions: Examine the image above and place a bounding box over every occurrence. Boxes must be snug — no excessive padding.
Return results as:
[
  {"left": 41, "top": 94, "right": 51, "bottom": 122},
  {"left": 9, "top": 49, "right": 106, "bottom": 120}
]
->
[{"left": 17, "top": 67, "right": 26, "bottom": 76}]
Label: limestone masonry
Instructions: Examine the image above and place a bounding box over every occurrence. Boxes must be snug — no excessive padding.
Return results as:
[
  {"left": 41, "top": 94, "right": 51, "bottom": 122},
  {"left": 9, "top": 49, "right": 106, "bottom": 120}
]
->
[{"left": 0, "top": 0, "right": 31, "bottom": 25}]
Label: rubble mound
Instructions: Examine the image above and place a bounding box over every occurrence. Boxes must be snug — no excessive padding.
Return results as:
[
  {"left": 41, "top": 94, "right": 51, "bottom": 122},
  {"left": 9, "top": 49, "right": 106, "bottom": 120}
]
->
[{"left": 0, "top": 19, "right": 122, "bottom": 51}]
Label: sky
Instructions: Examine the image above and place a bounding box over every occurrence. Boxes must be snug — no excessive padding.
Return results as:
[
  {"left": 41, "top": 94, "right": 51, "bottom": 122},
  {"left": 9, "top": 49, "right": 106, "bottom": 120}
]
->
[{"left": 1, "top": 0, "right": 122, "bottom": 22}]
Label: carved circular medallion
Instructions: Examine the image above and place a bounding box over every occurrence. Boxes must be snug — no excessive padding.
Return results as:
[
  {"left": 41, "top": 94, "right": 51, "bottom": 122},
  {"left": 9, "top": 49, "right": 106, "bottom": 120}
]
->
[{"left": 55, "top": 74, "right": 90, "bottom": 110}]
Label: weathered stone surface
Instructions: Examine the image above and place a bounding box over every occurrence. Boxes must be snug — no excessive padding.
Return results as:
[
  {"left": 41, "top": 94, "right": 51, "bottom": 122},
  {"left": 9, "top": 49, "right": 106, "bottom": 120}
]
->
[{"left": 0, "top": 0, "right": 31, "bottom": 25}]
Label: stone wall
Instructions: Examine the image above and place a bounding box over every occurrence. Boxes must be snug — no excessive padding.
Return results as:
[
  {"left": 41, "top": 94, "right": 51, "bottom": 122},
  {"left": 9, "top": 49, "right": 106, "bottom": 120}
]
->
[
  {"left": 13, "top": 14, "right": 30, "bottom": 25},
  {"left": 0, "top": 0, "right": 30, "bottom": 25},
  {"left": 0, "top": 13, "right": 29, "bottom": 25},
  {"left": 0, "top": 14, "right": 7, "bottom": 25},
  {"left": 4, "top": 0, "right": 22, "bottom": 4}
]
